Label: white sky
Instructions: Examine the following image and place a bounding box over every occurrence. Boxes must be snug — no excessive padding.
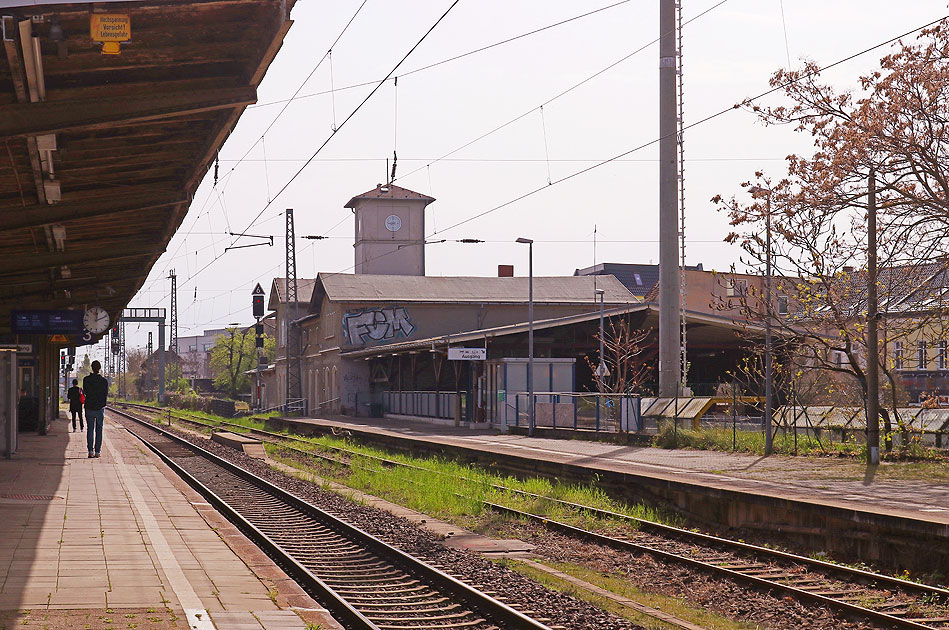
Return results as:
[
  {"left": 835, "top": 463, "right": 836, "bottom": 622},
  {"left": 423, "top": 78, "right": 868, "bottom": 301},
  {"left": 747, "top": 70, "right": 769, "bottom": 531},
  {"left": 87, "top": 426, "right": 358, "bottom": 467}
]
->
[{"left": 106, "top": 0, "right": 949, "bottom": 356}]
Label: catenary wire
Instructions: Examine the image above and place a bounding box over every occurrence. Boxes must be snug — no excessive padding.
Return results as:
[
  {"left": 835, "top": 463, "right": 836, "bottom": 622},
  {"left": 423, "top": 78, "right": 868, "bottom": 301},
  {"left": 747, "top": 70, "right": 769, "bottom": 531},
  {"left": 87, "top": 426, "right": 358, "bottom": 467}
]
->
[
  {"left": 139, "top": 0, "right": 371, "bottom": 297},
  {"left": 149, "top": 0, "right": 463, "bottom": 302},
  {"left": 138, "top": 0, "right": 703, "bottom": 300},
  {"left": 431, "top": 11, "right": 949, "bottom": 235},
  {"left": 395, "top": 0, "right": 730, "bottom": 184},
  {"left": 226, "top": 0, "right": 463, "bottom": 247},
  {"left": 143, "top": 9, "right": 947, "bottom": 330},
  {"left": 246, "top": 0, "right": 633, "bottom": 111}
]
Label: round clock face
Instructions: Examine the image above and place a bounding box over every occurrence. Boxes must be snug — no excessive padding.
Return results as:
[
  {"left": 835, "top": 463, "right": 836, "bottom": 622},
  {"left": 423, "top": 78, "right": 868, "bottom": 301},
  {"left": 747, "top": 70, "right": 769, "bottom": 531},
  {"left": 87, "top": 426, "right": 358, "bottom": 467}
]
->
[
  {"left": 83, "top": 306, "right": 110, "bottom": 334},
  {"left": 384, "top": 214, "right": 402, "bottom": 232}
]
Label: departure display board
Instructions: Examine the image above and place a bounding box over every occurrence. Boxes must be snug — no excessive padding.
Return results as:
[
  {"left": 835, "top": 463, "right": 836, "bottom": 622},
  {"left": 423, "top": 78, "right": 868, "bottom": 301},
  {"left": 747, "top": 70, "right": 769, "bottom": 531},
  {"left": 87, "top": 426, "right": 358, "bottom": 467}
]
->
[{"left": 11, "top": 310, "right": 84, "bottom": 335}]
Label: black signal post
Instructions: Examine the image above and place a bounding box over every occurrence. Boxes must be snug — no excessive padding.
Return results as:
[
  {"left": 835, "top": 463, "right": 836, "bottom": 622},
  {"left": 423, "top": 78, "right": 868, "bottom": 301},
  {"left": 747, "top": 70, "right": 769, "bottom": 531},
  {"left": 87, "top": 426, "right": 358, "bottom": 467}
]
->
[{"left": 252, "top": 283, "right": 266, "bottom": 409}]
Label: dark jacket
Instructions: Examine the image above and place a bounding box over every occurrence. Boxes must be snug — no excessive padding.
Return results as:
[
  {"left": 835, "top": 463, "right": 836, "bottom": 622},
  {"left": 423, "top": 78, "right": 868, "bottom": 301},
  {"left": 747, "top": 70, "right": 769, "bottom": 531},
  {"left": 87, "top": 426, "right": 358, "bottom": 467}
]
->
[
  {"left": 82, "top": 373, "right": 108, "bottom": 411},
  {"left": 66, "top": 385, "right": 83, "bottom": 412}
]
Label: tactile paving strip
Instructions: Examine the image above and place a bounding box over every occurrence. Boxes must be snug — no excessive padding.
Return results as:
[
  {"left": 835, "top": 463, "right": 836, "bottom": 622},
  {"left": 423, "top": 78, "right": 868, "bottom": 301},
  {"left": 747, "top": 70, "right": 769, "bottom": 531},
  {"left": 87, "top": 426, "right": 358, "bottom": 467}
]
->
[{"left": 0, "top": 494, "right": 57, "bottom": 501}]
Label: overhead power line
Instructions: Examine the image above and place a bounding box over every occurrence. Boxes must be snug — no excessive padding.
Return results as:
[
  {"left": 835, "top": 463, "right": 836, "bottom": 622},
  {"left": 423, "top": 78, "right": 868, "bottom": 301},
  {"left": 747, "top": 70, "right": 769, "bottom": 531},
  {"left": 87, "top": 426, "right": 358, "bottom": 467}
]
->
[
  {"left": 247, "top": 0, "right": 632, "bottom": 111},
  {"left": 170, "top": 0, "right": 464, "bottom": 294},
  {"left": 395, "top": 0, "right": 730, "bottom": 184},
  {"left": 140, "top": 1, "right": 371, "bottom": 303},
  {"left": 146, "top": 7, "right": 948, "bottom": 322},
  {"left": 431, "top": 11, "right": 949, "bottom": 235}
]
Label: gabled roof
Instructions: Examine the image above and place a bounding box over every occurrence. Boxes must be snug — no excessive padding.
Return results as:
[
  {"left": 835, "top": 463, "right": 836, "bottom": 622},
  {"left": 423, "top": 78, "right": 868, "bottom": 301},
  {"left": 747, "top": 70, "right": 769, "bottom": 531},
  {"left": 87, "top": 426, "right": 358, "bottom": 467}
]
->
[
  {"left": 269, "top": 278, "right": 317, "bottom": 310},
  {"left": 575, "top": 262, "right": 704, "bottom": 297},
  {"left": 307, "top": 273, "right": 636, "bottom": 315},
  {"left": 344, "top": 184, "right": 435, "bottom": 209}
]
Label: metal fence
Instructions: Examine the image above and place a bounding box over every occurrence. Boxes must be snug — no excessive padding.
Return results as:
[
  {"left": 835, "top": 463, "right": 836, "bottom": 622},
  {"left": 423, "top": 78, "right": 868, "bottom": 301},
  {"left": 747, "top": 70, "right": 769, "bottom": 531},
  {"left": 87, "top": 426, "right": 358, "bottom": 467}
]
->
[
  {"left": 641, "top": 381, "right": 949, "bottom": 452},
  {"left": 510, "top": 392, "right": 642, "bottom": 433},
  {"left": 381, "top": 390, "right": 467, "bottom": 421}
]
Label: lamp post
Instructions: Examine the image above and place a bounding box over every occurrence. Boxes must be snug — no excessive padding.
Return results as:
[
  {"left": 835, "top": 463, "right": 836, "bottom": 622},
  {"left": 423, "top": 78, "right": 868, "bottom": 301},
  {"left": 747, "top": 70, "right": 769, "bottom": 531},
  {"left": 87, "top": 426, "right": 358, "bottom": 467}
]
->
[
  {"left": 749, "top": 186, "right": 773, "bottom": 455},
  {"left": 516, "top": 237, "right": 534, "bottom": 436},
  {"left": 596, "top": 288, "right": 605, "bottom": 392}
]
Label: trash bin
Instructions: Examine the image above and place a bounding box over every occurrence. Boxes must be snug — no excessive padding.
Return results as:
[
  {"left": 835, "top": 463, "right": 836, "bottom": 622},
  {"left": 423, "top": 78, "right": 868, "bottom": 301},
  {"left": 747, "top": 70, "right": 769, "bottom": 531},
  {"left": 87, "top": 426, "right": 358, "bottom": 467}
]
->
[{"left": 369, "top": 403, "right": 383, "bottom": 418}]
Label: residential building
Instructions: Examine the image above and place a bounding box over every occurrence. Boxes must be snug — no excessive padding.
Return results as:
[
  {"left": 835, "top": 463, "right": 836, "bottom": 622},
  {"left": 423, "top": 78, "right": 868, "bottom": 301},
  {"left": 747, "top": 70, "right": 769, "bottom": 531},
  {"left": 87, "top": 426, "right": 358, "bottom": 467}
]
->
[{"left": 177, "top": 328, "right": 228, "bottom": 382}]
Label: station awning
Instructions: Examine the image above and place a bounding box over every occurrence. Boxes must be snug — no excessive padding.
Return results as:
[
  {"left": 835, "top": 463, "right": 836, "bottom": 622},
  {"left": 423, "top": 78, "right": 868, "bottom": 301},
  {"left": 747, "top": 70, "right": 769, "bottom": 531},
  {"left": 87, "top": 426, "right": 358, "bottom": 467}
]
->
[{"left": 0, "top": 0, "right": 295, "bottom": 342}]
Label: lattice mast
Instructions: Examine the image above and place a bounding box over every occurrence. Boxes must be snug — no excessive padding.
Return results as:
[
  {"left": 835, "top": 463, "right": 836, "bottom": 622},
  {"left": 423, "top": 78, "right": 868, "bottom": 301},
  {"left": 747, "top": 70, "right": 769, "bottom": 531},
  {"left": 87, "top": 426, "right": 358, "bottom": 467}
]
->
[
  {"left": 104, "top": 335, "right": 111, "bottom": 375},
  {"left": 168, "top": 269, "right": 178, "bottom": 356},
  {"left": 677, "top": 0, "right": 688, "bottom": 388},
  {"left": 285, "top": 209, "right": 302, "bottom": 408},
  {"left": 119, "top": 320, "right": 126, "bottom": 399}
]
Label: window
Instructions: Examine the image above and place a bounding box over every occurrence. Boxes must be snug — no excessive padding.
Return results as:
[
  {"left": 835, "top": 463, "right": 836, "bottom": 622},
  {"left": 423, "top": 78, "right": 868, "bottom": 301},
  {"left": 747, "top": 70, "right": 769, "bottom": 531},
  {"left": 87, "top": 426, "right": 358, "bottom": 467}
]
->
[
  {"left": 726, "top": 279, "right": 747, "bottom": 297},
  {"left": 777, "top": 295, "right": 789, "bottom": 315},
  {"left": 633, "top": 273, "right": 643, "bottom": 286},
  {"left": 203, "top": 343, "right": 213, "bottom": 351},
  {"left": 835, "top": 351, "right": 843, "bottom": 367},
  {"left": 894, "top": 342, "right": 903, "bottom": 369},
  {"left": 939, "top": 341, "right": 947, "bottom": 370},
  {"left": 918, "top": 341, "right": 928, "bottom": 371},
  {"left": 188, "top": 344, "right": 197, "bottom": 352}
]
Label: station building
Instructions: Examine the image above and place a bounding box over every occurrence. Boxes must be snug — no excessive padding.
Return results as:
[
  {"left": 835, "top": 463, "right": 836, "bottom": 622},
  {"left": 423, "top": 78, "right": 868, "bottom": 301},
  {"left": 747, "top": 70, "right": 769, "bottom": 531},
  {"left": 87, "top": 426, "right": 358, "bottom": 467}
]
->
[{"left": 262, "top": 184, "right": 763, "bottom": 426}]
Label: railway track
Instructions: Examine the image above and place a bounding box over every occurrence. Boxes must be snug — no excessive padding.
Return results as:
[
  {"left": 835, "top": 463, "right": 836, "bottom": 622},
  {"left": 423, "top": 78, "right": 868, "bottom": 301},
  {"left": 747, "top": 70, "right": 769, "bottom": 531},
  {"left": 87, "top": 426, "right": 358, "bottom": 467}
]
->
[
  {"left": 109, "top": 405, "right": 555, "bottom": 630},
  {"left": 116, "top": 403, "right": 949, "bottom": 629}
]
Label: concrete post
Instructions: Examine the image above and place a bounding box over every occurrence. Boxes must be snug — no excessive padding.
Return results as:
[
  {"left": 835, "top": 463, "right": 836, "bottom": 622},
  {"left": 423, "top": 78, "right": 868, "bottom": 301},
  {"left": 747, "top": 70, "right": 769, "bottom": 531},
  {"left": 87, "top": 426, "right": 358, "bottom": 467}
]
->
[
  {"left": 658, "top": 0, "right": 680, "bottom": 396},
  {"left": 158, "top": 323, "right": 166, "bottom": 404},
  {"left": 867, "top": 170, "right": 880, "bottom": 465}
]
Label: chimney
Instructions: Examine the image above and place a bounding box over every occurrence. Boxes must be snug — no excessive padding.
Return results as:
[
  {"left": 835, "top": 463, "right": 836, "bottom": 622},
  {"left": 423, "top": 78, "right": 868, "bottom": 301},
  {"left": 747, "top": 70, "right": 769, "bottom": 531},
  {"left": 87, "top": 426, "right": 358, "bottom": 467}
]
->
[
  {"left": 498, "top": 264, "right": 514, "bottom": 277},
  {"left": 843, "top": 266, "right": 855, "bottom": 273}
]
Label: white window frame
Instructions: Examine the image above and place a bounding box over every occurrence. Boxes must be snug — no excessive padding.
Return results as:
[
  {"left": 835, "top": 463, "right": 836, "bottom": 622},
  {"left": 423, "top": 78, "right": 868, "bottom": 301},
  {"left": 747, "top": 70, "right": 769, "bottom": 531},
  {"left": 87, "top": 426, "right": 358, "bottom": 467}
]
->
[
  {"left": 777, "top": 295, "right": 788, "bottom": 316},
  {"left": 939, "top": 340, "right": 947, "bottom": 370},
  {"left": 918, "top": 341, "right": 927, "bottom": 371},
  {"left": 726, "top": 279, "right": 747, "bottom": 297},
  {"left": 894, "top": 342, "right": 903, "bottom": 370}
]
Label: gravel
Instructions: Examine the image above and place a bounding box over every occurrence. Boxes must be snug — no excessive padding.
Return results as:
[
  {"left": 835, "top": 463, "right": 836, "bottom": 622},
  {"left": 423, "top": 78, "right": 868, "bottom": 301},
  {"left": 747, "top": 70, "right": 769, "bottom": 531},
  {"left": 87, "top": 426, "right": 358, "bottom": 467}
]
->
[
  {"left": 124, "top": 417, "right": 645, "bottom": 630},
  {"left": 121, "top": 414, "right": 902, "bottom": 630}
]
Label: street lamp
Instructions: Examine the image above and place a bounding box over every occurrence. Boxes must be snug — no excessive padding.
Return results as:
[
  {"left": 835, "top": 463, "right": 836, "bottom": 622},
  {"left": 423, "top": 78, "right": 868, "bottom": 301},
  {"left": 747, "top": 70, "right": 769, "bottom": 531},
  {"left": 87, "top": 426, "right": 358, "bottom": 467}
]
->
[
  {"left": 516, "top": 237, "right": 534, "bottom": 436},
  {"left": 749, "top": 186, "right": 773, "bottom": 455},
  {"left": 595, "top": 288, "right": 606, "bottom": 392}
]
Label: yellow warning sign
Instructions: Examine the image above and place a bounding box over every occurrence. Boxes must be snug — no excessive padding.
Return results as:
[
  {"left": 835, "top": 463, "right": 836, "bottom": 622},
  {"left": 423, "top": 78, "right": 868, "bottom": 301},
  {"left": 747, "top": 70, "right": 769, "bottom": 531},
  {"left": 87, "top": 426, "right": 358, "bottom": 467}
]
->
[
  {"left": 49, "top": 334, "right": 69, "bottom": 343},
  {"left": 90, "top": 14, "right": 130, "bottom": 42}
]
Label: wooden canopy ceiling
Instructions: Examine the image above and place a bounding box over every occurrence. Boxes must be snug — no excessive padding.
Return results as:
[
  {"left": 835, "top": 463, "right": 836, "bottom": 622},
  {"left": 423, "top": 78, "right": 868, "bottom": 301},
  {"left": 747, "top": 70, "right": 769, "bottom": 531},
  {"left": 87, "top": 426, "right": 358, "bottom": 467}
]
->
[{"left": 0, "top": 0, "right": 295, "bottom": 337}]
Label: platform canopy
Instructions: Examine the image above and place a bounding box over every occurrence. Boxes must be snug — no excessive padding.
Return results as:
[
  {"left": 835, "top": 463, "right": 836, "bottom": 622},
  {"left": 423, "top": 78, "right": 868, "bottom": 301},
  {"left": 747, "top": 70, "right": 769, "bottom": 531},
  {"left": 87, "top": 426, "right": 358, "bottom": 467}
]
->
[{"left": 0, "top": 0, "right": 295, "bottom": 339}]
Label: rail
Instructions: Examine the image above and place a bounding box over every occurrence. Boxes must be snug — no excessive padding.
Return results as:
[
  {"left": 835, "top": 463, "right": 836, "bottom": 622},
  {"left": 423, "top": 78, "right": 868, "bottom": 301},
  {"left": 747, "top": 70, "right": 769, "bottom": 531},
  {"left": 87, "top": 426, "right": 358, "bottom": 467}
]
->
[
  {"left": 113, "top": 402, "right": 949, "bottom": 629},
  {"left": 110, "top": 405, "right": 553, "bottom": 630}
]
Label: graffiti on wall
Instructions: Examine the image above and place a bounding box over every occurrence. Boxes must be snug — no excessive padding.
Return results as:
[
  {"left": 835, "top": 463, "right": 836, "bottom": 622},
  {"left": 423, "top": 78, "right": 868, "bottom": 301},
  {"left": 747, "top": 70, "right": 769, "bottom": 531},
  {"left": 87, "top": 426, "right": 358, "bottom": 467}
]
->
[{"left": 342, "top": 307, "right": 416, "bottom": 345}]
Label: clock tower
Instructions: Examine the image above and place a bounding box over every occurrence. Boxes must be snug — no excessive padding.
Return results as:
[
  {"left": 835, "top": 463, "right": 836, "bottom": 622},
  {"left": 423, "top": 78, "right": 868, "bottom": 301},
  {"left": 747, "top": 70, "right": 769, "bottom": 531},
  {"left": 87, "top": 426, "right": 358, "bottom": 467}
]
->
[{"left": 346, "top": 183, "right": 434, "bottom": 276}]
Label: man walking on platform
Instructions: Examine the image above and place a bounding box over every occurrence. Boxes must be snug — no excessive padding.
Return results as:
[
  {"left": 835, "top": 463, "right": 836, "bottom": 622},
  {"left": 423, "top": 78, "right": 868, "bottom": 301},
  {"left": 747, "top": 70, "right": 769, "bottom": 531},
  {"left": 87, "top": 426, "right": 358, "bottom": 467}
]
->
[
  {"left": 83, "top": 361, "right": 108, "bottom": 458},
  {"left": 66, "top": 379, "right": 84, "bottom": 432}
]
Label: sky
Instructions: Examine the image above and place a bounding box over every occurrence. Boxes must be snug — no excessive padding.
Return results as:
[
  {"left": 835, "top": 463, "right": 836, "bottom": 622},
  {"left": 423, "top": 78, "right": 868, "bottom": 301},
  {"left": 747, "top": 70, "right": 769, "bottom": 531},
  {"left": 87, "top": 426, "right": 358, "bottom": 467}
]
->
[{"left": 102, "top": 0, "right": 949, "bottom": 357}]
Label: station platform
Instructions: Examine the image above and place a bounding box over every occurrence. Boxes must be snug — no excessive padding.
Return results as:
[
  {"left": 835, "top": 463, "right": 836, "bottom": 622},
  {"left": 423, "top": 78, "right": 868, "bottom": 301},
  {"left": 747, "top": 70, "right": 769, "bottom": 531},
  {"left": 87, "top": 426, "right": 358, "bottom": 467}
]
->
[
  {"left": 272, "top": 414, "right": 949, "bottom": 523},
  {"left": 266, "top": 414, "right": 949, "bottom": 574},
  {"left": 0, "top": 415, "right": 338, "bottom": 630}
]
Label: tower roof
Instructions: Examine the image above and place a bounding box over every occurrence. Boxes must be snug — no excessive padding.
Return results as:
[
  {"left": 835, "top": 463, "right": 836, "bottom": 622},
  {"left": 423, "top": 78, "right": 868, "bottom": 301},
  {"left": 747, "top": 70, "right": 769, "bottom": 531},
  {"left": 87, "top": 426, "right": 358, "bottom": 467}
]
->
[{"left": 344, "top": 183, "right": 436, "bottom": 209}]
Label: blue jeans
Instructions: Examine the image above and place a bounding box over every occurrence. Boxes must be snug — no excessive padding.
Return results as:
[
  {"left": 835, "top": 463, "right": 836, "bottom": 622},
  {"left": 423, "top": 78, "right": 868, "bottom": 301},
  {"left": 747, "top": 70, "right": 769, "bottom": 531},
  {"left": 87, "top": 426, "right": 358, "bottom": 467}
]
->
[{"left": 86, "top": 409, "right": 104, "bottom": 455}]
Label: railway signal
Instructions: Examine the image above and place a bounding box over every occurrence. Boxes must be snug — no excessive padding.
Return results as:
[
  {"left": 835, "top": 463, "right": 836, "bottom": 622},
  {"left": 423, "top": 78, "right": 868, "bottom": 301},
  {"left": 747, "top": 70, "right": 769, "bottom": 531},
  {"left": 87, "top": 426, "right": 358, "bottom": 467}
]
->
[{"left": 252, "top": 284, "right": 266, "bottom": 409}]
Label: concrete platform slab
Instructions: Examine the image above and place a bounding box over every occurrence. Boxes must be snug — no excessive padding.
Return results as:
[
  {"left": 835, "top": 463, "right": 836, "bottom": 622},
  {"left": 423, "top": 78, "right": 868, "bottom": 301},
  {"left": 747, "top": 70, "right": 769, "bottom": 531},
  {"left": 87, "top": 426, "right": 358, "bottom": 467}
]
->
[
  {"left": 0, "top": 415, "right": 342, "bottom": 630},
  {"left": 277, "top": 414, "right": 949, "bottom": 573}
]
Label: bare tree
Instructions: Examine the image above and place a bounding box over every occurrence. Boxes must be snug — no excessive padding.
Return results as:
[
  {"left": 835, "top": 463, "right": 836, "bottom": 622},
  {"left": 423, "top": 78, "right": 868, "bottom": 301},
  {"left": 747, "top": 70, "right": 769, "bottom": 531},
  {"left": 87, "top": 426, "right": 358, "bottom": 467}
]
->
[{"left": 713, "top": 19, "right": 949, "bottom": 450}]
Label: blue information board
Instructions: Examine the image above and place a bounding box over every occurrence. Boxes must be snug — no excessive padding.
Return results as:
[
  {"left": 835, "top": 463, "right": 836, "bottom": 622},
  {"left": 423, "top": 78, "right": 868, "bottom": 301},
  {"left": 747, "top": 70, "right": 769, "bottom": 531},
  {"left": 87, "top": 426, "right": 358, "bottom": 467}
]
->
[{"left": 11, "top": 310, "right": 83, "bottom": 335}]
